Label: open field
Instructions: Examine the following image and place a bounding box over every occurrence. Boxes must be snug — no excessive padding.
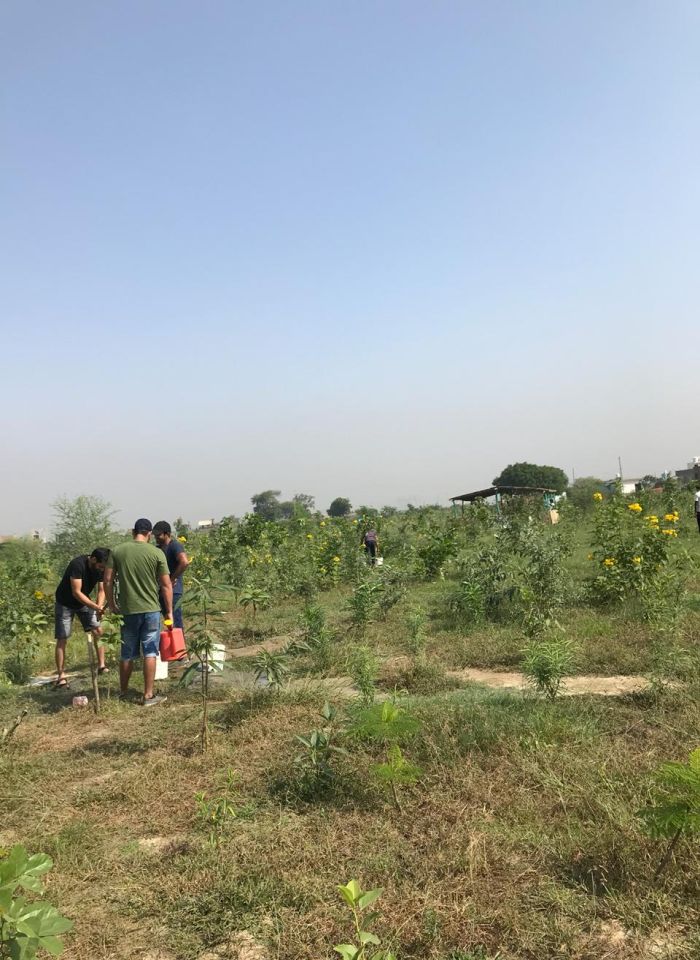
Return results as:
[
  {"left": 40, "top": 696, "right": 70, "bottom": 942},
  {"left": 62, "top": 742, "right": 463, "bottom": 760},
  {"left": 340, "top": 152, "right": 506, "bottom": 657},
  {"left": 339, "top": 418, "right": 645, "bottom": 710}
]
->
[{"left": 1, "top": 492, "right": 699, "bottom": 959}]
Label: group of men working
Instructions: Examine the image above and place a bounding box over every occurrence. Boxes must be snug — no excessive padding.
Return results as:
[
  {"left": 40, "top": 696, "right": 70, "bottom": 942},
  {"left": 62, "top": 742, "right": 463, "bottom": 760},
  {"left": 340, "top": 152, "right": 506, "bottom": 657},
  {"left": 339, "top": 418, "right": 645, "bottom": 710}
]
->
[{"left": 53, "top": 519, "right": 188, "bottom": 706}]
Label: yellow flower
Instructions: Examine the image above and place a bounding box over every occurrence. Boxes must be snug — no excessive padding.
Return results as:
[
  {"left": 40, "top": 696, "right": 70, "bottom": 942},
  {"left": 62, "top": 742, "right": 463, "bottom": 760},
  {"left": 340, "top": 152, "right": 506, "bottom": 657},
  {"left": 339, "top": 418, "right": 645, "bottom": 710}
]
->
[
  {"left": 332, "top": 556, "right": 341, "bottom": 564},
  {"left": 306, "top": 533, "right": 313, "bottom": 540},
  {"left": 632, "top": 556, "right": 642, "bottom": 564},
  {"left": 593, "top": 492, "right": 603, "bottom": 502},
  {"left": 628, "top": 503, "right": 642, "bottom": 512},
  {"left": 587, "top": 554, "right": 594, "bottom": 561},
  {"left": 603, "top": 557, "right": 616, "bottom": 567},
  {"left": 34, "top": 590, "right": 44, "bottom": 600},
  {"left": 661, "top": 528, "right": 678, "bottom": 536},
  {"left": 663, "top": 514, "right": 677, "bottom": 522},
  {"left": 645, "top": 515, "right": 659, "bottom": 525},
  {"left": 320, "top": 521, "right": 326, "bottom": 527},
  {"left": 178, "top": 535, "right": 187, "bottom": 543}
]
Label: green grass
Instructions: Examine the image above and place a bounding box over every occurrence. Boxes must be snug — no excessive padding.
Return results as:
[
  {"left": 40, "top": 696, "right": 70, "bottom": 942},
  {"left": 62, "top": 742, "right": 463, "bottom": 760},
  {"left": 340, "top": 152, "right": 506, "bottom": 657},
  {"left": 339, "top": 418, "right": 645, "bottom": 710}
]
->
[
  {"left": 2, "top": 502, "right": 700, "bottom": 958},
  {"left": 1, "top": 643, "right": 699, "bottom": 959}
]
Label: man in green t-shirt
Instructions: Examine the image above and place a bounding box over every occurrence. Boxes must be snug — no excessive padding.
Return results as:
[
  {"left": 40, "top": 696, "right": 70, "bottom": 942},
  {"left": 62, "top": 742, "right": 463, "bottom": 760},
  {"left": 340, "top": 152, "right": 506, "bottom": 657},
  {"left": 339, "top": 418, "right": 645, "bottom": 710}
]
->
[{"left": 104, "top": 518, "right": 174, "bottom": 706}]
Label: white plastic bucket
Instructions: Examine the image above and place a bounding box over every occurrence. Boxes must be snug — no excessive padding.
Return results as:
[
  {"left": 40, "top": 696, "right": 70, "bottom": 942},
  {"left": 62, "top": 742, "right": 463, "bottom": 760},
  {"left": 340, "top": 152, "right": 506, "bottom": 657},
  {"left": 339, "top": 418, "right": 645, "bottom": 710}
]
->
[
  {"left": 210, "top": 643, "right": 226, "bottom": 666},
  {"left": 154, "top": 655, "right": 169, "bottom": 680}
]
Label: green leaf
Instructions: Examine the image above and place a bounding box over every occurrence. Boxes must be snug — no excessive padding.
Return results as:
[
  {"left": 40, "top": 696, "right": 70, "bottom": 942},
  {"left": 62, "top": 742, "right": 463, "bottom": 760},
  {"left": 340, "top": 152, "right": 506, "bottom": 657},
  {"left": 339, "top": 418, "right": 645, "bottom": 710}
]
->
[
  {"left": 359, "top": 930, "right": 381, "bottom": 945},
  {"left": 38, "top": 935, "right": 67, "bottom": 956},
  {"left": 337, "top": 880, "right": 361, "bottom": 906},
  {"left": 357, "top": 888, "right": 383, "bottom": 911},
  {"left": 333, "top": 945, "right": 359, "bottom": 960}
]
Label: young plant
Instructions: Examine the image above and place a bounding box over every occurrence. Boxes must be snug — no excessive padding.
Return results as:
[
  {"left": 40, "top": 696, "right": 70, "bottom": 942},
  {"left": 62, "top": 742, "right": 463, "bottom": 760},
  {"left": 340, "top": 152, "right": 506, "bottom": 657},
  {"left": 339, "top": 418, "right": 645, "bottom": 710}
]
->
[
  {"left": 294, "top": 702, "right": 347, "bottom": 797},
  {"left": 0, "top": 845, "right": 73, "bottom": 959},
  {"left": 238, "top": 585, "right": 271, "bottom": 620},
  {"left": 638, "top": 747, "right": 700, "bottom": 881},
  {"left": 521, "top": 634, "right": 576, "bottom": 700},
  {"left": 349, "top": 646, "right": 379, "bottom": 705},
  {"left": 404, "top": 607, "right": 427, "bottom": 662},
  {"left": 2, "top": 610, "right": 48, "bottom": 685},
  {"left": 346, "top": 580, "right": 383, "bottom": 634},
  {"left": 299, "top": 602, "right": 326, "bottom": 642},
  {"left": 194, "top": 769, "right": 254, "bottom": 847},
  {"left": 252, "top": 649, "right": 288, "bottom": 691},
  {"left": 350, "top": 700, "right": 422, "bottom": 810},
  {"left": 334, "top": 879, "right": 397, "bottom": 960},
  {"left": 372, "top": 744, "right": 421, "bottom": 812},
  {"left": 376, "top": 570, "right": 406, "bottom": 621},
  {"left": 349, "top": 699, "right": 420, "bottom": 744},
  {"left": 180, "top": 576, "right": 228, "bottom": 753},
  {"left": 297, "top": 603, "right": 335, "bottom": 673}
]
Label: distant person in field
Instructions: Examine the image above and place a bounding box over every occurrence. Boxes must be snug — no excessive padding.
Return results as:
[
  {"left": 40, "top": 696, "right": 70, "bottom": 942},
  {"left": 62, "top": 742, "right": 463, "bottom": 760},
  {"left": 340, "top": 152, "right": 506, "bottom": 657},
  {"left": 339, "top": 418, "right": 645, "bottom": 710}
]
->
[
  {"left": 153, "top": 520, "right": 190, "bottom": 658},
  {"left": 53, "top": 548, "right": 111, "bottom": 689},
  {"left": 104, "top": 518, "right": 173, "bottom": 707},
  {"left": 362, "top": 527, "right": 379, "bottom": 565},
  {"left": 695, "top": 488, "right": 700, "bottom": 533}
]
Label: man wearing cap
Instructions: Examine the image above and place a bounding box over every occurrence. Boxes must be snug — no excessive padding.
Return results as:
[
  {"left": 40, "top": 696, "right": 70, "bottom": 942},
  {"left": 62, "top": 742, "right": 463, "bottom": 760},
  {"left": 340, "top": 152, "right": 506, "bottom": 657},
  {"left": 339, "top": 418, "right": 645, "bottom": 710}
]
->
[{"left": 103, "top": 519, "right": 173, "bottom": 706}]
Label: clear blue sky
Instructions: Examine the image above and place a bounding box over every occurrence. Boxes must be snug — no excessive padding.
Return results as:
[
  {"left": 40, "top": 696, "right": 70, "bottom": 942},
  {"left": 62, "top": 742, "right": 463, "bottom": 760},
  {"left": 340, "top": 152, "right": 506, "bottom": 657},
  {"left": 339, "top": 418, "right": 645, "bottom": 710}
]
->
[{"left": 2, "top": 1, "right": 699, "bottom": 533}]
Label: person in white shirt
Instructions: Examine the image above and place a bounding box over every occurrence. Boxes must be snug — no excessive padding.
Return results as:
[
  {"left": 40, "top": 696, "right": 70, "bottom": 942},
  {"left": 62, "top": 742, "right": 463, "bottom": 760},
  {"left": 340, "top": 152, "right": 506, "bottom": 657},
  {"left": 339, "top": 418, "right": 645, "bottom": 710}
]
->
[{"left": 695, "top": 488, "right": 700, "bottom": 533}]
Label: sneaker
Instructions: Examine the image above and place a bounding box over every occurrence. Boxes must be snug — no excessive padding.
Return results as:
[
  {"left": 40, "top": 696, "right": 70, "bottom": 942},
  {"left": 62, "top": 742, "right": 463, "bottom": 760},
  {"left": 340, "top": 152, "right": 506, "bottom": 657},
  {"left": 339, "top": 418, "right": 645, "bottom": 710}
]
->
[{"left": 143, "top": 695, "right": 167, "bottom": 707}]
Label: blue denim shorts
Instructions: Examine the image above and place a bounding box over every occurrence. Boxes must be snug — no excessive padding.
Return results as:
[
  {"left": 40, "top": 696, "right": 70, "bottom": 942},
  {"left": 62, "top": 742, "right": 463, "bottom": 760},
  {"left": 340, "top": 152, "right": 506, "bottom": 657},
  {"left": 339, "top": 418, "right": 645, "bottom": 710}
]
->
[
  {"left": 120, "top": 611, "right": 161, "bottom": 661},
  {"left": 54, "top": 602, "right": 100, "bottom": 641}
]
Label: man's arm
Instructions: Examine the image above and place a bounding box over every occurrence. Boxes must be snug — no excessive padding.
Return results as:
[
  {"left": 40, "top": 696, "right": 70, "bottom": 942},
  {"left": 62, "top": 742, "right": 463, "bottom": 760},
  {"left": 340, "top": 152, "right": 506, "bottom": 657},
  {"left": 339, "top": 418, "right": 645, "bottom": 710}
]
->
[
  {"left": 159, "top": 574, "right": 174, "bottom": 622},
  {"left": 103, "top": 568, "right": 119, "bottom": 614},
  {"left": 95, "top": 583, "right": 106, "bottom": 619},
  {"left": 170, "top": 550, "right": 190, "bottom": 586},
  {"left": 70, "top": 577, "right": 102, "bottom": 612}
]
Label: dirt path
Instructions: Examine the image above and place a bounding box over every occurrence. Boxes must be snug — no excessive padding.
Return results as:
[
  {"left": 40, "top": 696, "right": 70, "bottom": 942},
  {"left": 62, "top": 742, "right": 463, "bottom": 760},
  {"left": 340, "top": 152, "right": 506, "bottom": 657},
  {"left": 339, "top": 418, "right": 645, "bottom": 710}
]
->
[
  {"left": 445, "top": 667, "right": 649, "bottom": 697},
  {"left": 227, "top": 637, "right": 290, "bottom": 659},
  {"left": 221, "top": 645, "right": 650, "bottom": 698}
]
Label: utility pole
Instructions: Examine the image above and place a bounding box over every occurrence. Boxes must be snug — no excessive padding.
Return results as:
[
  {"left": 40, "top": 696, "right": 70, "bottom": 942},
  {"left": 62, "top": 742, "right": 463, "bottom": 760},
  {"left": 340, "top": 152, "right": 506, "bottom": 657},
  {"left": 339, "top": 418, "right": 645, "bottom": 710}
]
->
[{"left": 618, "top": 456, "right": 623, "bottom": 481}]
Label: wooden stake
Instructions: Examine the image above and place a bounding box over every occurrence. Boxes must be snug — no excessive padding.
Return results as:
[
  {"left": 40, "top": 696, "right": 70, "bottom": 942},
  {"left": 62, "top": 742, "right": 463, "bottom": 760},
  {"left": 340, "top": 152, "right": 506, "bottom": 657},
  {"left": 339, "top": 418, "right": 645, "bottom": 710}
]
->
[{"left": 86, "top": 634, "right": 101, "bottom": 715}]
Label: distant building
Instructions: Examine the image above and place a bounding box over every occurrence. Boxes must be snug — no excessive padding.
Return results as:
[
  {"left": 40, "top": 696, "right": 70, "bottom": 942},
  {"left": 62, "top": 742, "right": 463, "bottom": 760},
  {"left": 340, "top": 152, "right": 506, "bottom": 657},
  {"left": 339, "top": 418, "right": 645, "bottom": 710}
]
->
[
  {"left": 196, "top": 518, "right": 216, "bottom": 530},
  {"left": 604, "top": 478, "right": 644, "bottom": 496},
  {"left": 674, "top": 457, "right": 700, "bottom": 486}
]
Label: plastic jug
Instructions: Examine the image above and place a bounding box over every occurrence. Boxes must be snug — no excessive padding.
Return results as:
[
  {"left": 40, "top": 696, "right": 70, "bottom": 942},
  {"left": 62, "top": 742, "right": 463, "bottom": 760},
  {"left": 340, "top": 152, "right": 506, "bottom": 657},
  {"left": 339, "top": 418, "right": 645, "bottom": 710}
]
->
[{"left": 160, "top": 625, "right": 186, "bottom": 661}]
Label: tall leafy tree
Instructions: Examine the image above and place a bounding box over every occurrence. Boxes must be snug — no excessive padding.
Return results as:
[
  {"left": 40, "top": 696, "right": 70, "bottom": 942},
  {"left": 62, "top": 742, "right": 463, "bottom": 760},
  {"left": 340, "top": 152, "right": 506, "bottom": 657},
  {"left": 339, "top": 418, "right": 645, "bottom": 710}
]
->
[
  {"left": 250, "top": 490, "right": 282, "bottom": 521},
  {"left": 567, "top": 477, "right": 606, "bottom": 510},
  {"left": 50, "top": 495, "right": 117, "bottom": 567},
  {"left": 493, "top": 462, "right": 568, "bottom": 493},
  {"left": 292, "top": 493, "right": 316, "bottom": 515},
  {"left": 328, "top": 497, "right": 352, "bottom": 517}
]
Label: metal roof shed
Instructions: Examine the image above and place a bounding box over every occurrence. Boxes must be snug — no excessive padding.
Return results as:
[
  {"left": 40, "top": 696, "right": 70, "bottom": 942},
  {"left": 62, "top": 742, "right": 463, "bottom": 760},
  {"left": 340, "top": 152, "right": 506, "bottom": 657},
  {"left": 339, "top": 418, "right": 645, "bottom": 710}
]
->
[{"left": 450, "top": 485, "right": 558, "bottom": 514}]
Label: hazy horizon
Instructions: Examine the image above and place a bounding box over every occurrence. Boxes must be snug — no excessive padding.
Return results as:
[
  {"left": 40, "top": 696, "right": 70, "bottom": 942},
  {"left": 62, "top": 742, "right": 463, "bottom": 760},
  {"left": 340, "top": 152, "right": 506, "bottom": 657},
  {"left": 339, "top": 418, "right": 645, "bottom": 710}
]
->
[{"left": 2, "top": 2, "right": 699, "bottom": 536}]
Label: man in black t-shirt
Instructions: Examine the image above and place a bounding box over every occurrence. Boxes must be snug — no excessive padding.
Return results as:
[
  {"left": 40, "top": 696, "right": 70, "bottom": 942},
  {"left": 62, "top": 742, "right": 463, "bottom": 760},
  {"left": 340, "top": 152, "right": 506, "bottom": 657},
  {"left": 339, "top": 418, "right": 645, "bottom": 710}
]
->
[
  {"left": 153, "top": 521, "right": 190, "bottom": 645},
  {"left": 53, "top": 548, "right": 111, "bottom": 688}
]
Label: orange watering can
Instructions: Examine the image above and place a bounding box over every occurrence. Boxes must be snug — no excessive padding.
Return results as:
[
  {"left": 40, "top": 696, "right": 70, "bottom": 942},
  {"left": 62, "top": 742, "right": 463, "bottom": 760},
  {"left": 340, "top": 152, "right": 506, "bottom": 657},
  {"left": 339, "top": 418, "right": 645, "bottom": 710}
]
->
[{"left": 159, "top": 620, "right": 186, "bottom": 661}]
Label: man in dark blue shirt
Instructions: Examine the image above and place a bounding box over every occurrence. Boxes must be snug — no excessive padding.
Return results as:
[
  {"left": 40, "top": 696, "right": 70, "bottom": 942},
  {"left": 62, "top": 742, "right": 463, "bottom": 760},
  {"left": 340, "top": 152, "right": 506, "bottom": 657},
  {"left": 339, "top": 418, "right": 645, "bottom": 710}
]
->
[{"left": 153, "top": 521, "right": 190, "bottom": 650}]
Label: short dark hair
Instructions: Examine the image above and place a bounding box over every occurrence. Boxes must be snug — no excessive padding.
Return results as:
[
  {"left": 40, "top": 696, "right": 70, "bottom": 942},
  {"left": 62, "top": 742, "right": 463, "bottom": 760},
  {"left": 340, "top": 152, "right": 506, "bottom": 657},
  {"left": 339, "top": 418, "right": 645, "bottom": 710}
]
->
[
  {"left": 91, "top": 548, "right": 111, "bottom": 563},
  {"left": 153, "top": 521, "right": 171, "bottom": 536},
  {"left": 133, "top": 518, "right": 153, "bottom": 534}
]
